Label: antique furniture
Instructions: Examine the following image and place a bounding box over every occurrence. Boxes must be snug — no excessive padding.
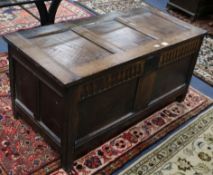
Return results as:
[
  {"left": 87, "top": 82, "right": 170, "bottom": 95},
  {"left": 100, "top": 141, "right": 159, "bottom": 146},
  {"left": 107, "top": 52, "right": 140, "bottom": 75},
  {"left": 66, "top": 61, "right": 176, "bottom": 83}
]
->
[
  {"left": 4, "top": 4, "right": 206, "bottom": 171},
  {"left": 0, "top": 0, "right": 62, "bottom": 25},
  {"left": 167, "top": 0, "right": 213, "bottom": 19}
]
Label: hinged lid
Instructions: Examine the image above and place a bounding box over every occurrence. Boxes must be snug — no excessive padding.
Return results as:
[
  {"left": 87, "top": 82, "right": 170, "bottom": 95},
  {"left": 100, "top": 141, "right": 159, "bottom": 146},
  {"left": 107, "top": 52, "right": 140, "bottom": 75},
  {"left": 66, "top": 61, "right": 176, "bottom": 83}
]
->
[{"left": 4, "top": 3, "right": 206, "bottom": 87}]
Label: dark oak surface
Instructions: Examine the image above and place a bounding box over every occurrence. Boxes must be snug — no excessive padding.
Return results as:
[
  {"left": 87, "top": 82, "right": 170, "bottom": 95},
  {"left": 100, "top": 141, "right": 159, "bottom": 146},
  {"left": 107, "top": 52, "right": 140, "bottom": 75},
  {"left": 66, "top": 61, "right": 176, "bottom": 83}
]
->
[{"left": 4, "top": 3, "right": 206, "bottom": 171}]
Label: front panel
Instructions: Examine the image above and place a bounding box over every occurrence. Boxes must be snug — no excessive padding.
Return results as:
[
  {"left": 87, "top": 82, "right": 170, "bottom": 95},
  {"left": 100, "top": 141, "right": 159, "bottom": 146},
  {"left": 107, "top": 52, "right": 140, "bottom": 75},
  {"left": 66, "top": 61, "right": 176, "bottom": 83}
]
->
[
  {"left": 151, "top": 38, "right": 202, "bottom": 102},
  {"left": 77, "top": 59, "right": 145, "bottom": 142},
  {"left": 14, "top": 60, "right": 38, "bottom": 118},
  {"left": 78, "top": 79, "right": 137, "bottom": 139},
  {"left": 39, "top": 83, "right": 64, "bottom": 138}
]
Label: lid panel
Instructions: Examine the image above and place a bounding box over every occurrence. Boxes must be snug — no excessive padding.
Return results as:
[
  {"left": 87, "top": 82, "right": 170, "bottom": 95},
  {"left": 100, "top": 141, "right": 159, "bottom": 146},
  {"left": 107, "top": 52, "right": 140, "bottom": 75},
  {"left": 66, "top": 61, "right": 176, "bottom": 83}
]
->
[
  {"left": 85, "top": 20, "right": 124, "bottom": 34},
  {"left": 84, "top": 20, "right": 154, "bottom": 50},
  {"left": 126, "top": 12, "right": 189, "bottom": 38},
  {"left": 43, "top": 36, "right": 111, "bottom": 69},
  {"left": 31, "top": 31, "right": 79, "bottom": 48}
]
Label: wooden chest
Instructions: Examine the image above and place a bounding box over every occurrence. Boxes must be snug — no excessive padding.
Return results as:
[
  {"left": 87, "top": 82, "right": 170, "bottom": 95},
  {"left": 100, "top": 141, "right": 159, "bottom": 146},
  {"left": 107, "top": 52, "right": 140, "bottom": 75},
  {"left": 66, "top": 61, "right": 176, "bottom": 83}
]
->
[{"left": 4, "top": 4, "right": 205, "bottom": 171}]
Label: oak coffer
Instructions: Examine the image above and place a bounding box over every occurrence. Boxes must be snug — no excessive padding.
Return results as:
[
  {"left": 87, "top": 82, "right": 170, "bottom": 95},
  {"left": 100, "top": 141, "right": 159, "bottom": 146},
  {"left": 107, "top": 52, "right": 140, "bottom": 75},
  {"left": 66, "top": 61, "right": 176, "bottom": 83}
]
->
[{"left": 4, "top": 3, "right": 206, "bottom": 171}]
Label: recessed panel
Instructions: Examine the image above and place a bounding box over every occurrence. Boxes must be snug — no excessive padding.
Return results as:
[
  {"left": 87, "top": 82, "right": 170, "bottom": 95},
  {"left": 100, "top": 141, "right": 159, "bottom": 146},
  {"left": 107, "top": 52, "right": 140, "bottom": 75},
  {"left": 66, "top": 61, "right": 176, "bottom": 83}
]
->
[
  {"left": 127, "top": 12, "right": 188, "bottom": 37},
  {"left": 85, "top": 20, "right": 154, "bottom": 50},
  {"left": 15, "top": 61, "right": 37, "bottom": 117}
]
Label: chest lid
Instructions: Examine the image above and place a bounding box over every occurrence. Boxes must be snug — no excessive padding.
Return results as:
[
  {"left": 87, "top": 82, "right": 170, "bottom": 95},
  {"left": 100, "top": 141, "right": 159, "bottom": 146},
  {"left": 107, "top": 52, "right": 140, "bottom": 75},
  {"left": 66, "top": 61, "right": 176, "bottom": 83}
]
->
[{"left": 4, "top": 3, "right": 205, "bottom": 87}]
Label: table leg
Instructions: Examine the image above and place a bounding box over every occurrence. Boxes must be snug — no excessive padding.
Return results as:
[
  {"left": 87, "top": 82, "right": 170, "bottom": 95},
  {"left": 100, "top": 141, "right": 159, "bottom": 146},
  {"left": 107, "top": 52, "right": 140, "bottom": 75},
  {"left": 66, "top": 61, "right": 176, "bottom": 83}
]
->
[
  {"left": 35, "top": 0, "right": 62, "bottom": 25},
  {"left": 35, "top": 1, "right": 49, "bottom": 25},
  {"left": 48, "top": 0, "right": 62, "bottom": 24}
]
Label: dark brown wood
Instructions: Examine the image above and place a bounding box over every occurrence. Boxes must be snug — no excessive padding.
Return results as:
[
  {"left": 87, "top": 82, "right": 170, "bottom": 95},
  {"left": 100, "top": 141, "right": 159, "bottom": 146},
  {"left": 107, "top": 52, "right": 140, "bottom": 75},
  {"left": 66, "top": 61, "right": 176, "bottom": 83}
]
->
[
  {"left": 3, "top": 4, "right": 206, "bottom": 172},
  {"left": 35, "top": 0, "right": 62, "bottom": 25},
  {"left": 62, "top": 86, "right": 81, "bottom": 171},
  {"left": 167, "top": 0, "right": 213, "bottom": 19}
]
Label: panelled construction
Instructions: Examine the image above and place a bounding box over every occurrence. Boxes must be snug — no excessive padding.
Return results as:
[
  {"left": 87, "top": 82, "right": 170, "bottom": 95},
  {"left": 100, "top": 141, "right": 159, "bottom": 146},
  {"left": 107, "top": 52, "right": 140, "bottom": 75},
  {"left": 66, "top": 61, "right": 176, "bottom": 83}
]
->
[{"left": 4, "top": 4, "right": 206, "bottom": 171}]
